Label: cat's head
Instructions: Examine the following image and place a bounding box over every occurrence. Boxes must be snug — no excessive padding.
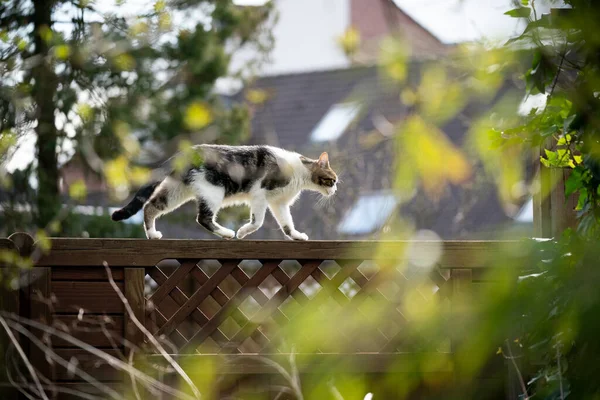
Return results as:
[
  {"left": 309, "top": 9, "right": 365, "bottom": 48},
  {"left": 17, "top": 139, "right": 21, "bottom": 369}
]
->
[{"left": 302, "top": 152, "right": 338, "bottom": 196}]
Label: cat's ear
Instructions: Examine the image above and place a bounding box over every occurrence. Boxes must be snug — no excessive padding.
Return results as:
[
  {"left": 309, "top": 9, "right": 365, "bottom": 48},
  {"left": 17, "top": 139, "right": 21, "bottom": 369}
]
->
[
  {"left": 300, "top": 155, "right": 314, "bottom": 165},
  {"left": 317, "top": 152, "right": 330, "bottom": 169}
]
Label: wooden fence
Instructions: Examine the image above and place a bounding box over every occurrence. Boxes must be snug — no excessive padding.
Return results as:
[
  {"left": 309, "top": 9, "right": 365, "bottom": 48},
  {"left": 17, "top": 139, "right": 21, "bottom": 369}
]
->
[{"left": 0, "top": 233, "right": 519, "bottom": 399}]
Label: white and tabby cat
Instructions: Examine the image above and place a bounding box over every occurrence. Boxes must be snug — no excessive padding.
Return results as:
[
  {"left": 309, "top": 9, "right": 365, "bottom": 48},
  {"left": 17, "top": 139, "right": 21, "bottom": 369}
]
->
[{"left": 112, "top": 145, "right": 338, "bottom": 240}]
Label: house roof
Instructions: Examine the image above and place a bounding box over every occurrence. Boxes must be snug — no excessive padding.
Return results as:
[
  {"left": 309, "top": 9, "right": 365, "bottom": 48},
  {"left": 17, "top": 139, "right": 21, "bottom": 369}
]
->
[{"left": 238, "top": 63, "right": 530, "bottom": 240}]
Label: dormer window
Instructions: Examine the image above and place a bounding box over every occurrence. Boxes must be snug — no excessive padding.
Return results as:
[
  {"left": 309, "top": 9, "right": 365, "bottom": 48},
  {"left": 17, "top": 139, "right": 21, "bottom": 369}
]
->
[{"left": 310, "top": 102, "right": 361, "bottom": 142}]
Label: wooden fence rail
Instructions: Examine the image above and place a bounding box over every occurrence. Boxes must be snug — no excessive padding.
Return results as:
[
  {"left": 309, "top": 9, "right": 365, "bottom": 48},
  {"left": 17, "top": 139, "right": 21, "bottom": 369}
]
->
[{"left": 0, "top": 234, "right": 521, "bottom": 399}]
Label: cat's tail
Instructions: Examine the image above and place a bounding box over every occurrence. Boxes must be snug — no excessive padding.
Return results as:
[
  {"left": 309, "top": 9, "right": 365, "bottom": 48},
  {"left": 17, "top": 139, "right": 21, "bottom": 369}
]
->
[{"left": 111, "top": 181, "right": 161, "bottom": 221}]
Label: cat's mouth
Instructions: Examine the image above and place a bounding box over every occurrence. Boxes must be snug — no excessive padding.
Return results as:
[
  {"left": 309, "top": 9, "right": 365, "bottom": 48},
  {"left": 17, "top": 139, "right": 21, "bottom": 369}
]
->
[{"left": 325, "top": 186, "right": 337, "bottom": 196}]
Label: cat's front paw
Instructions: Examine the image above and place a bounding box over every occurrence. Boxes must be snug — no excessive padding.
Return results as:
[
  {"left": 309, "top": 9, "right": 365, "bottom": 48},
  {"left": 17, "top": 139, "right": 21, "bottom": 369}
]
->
[
  {"left": 290, "top": 231, "right": 309, "bottom": 241},
  {"left": 147, "top": 230, "right": 163, "bottom": 240},
  {"left": 217, "top": 228, "right": 236, "bottom": 240},
  {"left": 236, "top": 226, "right": 253, "bottom": 239}
]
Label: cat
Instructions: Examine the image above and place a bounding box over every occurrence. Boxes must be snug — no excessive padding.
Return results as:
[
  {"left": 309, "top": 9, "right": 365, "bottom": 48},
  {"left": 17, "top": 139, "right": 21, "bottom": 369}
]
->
[{"left": 111, "top": 144, "right": 338, "bottom": 240}]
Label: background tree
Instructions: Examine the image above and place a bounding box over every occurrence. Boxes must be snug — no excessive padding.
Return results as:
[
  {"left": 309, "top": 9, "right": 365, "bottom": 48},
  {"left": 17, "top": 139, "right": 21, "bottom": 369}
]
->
[{"left": 0, "top": 0, "right": 274, "bottom": 236}]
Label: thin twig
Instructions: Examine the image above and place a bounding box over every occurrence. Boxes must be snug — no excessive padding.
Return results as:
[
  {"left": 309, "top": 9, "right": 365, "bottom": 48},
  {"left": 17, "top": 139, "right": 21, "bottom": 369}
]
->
[
  {"left": 0, "top": 383, "right": 104, "bottom": 400},
  {"left": 5, "top": 318, "right": 124, "bottom": 400},
  {"left": 505, "top": 339, "right": 530, "bottom": 400},
  {"left": 2, "top": 312, "right": 196, "bottom": 400},
  {"left": 289, "top": 350, "right": 303, "bottom": 400},
  {"left": 556, "top": 344, "right": 564, "bottom": 400},
  {"left": 328, "top": 380, "right": 345, "bottom": 400},
  {"left": 128, "top": 348, "right": 143, "bottom": 400},
  {"left": 103, "top": 262, "right": 202, "bottom": 399},
  {"left": 0, "top": 315, "right": 50, "bottom": 400}
]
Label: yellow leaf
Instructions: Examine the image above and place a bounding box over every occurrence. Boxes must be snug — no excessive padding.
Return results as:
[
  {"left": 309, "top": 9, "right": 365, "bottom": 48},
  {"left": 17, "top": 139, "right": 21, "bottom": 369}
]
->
[
  {"left": 0, "top": 131, "right": 17, "bottom": 157},
  {"left": 105, "top": 156, "right": 129, "bottom": 188},
  {"left": 54, "top": 44, "right": 71, "bottom": 60},
  {"left": 129, "top": 166, "right": 151, "bottom": 186},
  {"left": 395, "top": 115, "right": 471, "bottom": 197},
  {"left": 39, "top": 25, "right": 53, "bottom": 44},
  {"left": 76, "top": 103, "right": 93, "bottom": 122},
  {"left": 496, "top": 347, "right": 502, "bottom": 355},
  {"left": 36, "top": 230, "right": 52, "bottom": 253},
  {"left": 158, "top": 12, "right": 172, "bottom": 30},
  {"left": 154, "top": 0, "right": 166, "bottom": 12},
  {"left": 16, "top": 38, "right": 27, "bottom": 51},
  {"left": 130, "top": 21, "right": 149, "bottom": 36},
  {"left": 185, "top": 102, "right": 212, "bottom": 130},
  {"left": 380, "top": 37, "right": 409, "bottom": 83},
  {"left": 400, "top": 88, "right": 417, "bottom": 106},
  {"left": 113, "top": 53, "right": 135, "bottom": 71},
  {"left": 245, "top": 89, "right": 269, "bottom": 105},
  {"left": 337, "top": 27, "right": 360, "bottom": 56},
  {"left": 69, "top": 180, "right": 87, "bottom": 201},
  {"left": 48, "top": 221, "right": 61, "bottom": 234}
]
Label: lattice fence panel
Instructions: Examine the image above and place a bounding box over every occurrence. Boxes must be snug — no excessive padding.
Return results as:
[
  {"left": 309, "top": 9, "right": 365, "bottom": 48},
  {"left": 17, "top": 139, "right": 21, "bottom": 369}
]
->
[{"left": 144, "top": 258, "right": 451, "bottom": 354}]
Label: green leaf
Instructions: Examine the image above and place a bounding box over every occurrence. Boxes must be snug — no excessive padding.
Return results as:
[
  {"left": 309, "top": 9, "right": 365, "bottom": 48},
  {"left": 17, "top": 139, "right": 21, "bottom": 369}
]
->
[
  {"left": 576, "top": 188, "right": 588, "bottom": 211},
  {"left": 521, "top": 0, "right": 529, "bottom": 5},
  {"left": 540, "top": 155, "right": 551, "bottom": 168},
  {"left": 557, "top": 134, "right": 572, "bottom": 146},
  {"left": 541, "top": 125, "right": 558, "bottom": 137},
  {"left": 563, "top": 114, "right": 576, "bottom": 133},
  {"left": 504, "top": 7, "right": 531, "bottom": 18},
  {"left": 523, "top": 14, "right": 552, "bottom": 33}
]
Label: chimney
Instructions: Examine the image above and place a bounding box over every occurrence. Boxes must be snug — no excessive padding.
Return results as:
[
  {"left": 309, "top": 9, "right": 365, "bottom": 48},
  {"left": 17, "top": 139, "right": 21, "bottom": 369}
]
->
[{"left": 349, "top": 0, "right": 447, "bottom": 61}]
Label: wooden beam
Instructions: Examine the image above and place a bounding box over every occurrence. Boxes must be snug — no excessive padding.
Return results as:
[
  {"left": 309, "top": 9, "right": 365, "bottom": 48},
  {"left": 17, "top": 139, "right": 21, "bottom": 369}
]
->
[{"left": 32, "top": 239, "right": 518, "bottom": 268}]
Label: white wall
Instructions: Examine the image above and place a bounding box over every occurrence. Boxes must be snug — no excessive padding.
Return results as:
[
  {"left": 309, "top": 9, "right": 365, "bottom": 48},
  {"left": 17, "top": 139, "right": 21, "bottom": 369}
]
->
[{"left": 230, "top": 0, "right": 351, "bottom": 77}]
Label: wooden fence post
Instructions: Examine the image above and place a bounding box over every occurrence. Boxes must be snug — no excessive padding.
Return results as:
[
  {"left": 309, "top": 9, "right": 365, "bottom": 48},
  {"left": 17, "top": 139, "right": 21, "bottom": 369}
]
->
[
  {"left": 28, "top": 267, "right": 52, "bottom": 380},
  {"left": 533, "top": 146, "right": 578, "bottom": 238},
  {"left": 124, "top": 268, "right": 145, "bottom": 351},
  {"left": 450, "top": 268, "right": 472, "bottom": 394}
]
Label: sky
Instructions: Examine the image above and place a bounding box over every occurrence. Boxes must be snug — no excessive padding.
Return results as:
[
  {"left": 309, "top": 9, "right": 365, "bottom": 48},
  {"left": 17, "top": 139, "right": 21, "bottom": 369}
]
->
[
  {"left": 393, "top": 0, "right": 526, "bottom": 43},
  {"left": 393, "top": 0, "right": 556, "bottom": 44}
]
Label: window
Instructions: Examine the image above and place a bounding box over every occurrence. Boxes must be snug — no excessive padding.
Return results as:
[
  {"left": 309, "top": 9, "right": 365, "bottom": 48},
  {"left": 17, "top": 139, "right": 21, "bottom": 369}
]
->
[
  {"left": 338, "top": 193, "right": 398, "bottom": 235},
  {"left": 310, "top": 102, "right": 361, "bottom": 142}
]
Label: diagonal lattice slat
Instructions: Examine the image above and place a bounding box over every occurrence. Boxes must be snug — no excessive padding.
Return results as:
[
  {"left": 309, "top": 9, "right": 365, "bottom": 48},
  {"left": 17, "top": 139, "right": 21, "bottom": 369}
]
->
[
  {"left": 149, "top": 266, "right": 234, "bottom": 349},
  {"left": 147, "top": 260, "right": 197, "bottom": 308},
  {"left": 221, "top": 260, "right": 321, "bottom": 354},
  {"left": 263, "top": 260, "right": 363, "bottom": 352},
  {"left": 181, "top": 261, "right": 280, "bottom": 352},
  {"left": 157, "top": 261, "right": 238, "bottom": 336},
  {"left": 229, "top": 266, "right": 290, "bottom": 327},
  {"left": 189, "top": 265, "right": 270, "bottom": 348}
]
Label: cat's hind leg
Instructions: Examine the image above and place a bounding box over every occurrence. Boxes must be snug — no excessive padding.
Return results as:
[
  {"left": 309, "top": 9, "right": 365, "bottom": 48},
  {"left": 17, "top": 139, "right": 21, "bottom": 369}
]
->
[
  {"left": 196, "top": 197, "right": 235, "bottom": 239},
  {"left": 236, "top": 196, "right": 267, "bottom": 239},
  {"left": 143, "top": 178, "right": 193, "bottom": 239}
]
